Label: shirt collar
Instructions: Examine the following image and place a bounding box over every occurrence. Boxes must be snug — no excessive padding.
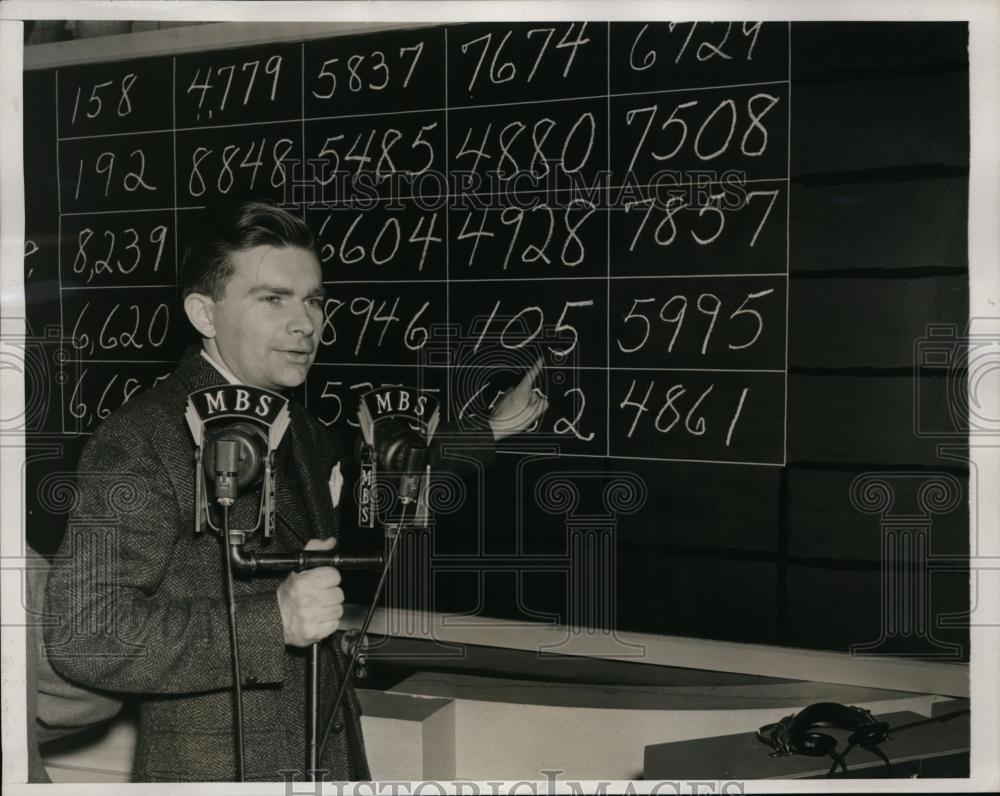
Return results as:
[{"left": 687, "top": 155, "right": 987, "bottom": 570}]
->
[{"left": 200, "top": 348, "right": 241, "bottom": 385}]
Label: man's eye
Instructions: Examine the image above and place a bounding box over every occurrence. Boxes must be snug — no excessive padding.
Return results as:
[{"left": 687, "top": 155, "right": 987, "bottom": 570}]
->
[
  {"left": 263, "top": 295, "right": 283, "bottom": 305},
  {"left": 306, "top": 297, "right": 324, "bottom": 309}
]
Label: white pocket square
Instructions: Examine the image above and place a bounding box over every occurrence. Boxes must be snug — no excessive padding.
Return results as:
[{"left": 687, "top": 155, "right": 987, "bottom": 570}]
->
[{"left": 329, "top": 462, "right": 344, "bottom": 508}]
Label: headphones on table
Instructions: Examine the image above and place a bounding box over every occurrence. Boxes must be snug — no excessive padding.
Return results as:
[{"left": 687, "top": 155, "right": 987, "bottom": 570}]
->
[{"left": 756, "top": 702, "right": 892, "bottom": 776}]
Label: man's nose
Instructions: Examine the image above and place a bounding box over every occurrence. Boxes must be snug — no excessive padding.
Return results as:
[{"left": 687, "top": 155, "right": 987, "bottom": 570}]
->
[{"left": 288, "top": 302, "right": 316, "bottom": 336}]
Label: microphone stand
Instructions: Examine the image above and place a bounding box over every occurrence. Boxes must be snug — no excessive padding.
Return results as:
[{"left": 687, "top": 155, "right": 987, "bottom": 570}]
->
[
  {"left": 317, "top": 501, "right": 412, "bottom": 760},
  {"left": 213, "top": 440, "right": 247, "bottom": 781},
  {"left": 209, "top": 432, "right": 424, "bottom": 780},
  {"left": 223, "top": 527, "right": 385, "bottom": 779},
  {"left": 211, "top": 440, "right": 385, "bottom": 782},
  {"left": 309, "top": 643, "right": 320, "bottom": 777},
  {"left": 220, "top": 503, "right": 247, "bottom": 781},
  {"left": 317, "top": 444, "right": 427, "bottom": 761}
]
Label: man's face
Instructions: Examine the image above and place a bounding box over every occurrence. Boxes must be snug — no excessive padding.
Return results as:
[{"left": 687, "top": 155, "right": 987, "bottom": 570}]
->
[{"left": 208, "top": 245, "right": 325, "bottom": 390}]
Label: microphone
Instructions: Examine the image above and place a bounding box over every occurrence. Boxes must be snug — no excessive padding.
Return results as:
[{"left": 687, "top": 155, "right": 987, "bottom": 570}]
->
[
  {"left": 186, "top": 386, "right": 288, "bottom": 538},
  {"left": 355, "top": 388, "right": 439, "bottom": 529},
  {"left": 214, "top": 438, "right": 240, "bottom": 506},
  {"left": 374, "top": 419, "right": 427, "bottom": 504},
  {"left": 398, "top": 442, "right": 427, "bottom": 504}
]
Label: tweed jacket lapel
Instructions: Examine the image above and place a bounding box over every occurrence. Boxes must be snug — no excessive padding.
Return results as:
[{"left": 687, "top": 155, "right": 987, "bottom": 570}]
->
[{"left": 279, "top": 402, "right": 338, "bottom": 543}]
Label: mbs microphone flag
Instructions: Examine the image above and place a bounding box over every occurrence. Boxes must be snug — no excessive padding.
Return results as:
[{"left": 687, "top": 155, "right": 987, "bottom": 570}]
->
[
  {"left": 357, "top": 387, "right": 440, "bottom": 529},
  {"left": 185, "top": 385, "right": 290, "bottom": 538}
]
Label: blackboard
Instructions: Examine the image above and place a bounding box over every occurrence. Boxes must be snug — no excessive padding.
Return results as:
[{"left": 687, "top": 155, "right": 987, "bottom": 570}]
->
[{"left": 22, "top": 21, "right": 970, "bottom": 658}]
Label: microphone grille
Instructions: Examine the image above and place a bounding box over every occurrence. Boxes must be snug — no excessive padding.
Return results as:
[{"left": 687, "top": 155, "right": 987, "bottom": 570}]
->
[{"left": 216, "top": 438, "right": 240, "bottom": 473}]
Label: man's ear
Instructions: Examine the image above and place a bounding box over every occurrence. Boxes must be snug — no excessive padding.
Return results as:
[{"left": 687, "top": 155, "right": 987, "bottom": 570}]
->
[{"left": 183, "top": 292, "right": 216, "bottom": 339}]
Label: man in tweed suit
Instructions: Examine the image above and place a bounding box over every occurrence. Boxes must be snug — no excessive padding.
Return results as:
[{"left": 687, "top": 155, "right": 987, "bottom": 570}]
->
[{"left": 45, "top": 201, "right": 548, "bottom": 782}]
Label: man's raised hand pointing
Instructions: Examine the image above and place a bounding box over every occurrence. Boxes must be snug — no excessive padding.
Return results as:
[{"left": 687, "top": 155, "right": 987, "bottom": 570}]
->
[{"left": 488, "top": 356, "right": 548, "bottom": 441}]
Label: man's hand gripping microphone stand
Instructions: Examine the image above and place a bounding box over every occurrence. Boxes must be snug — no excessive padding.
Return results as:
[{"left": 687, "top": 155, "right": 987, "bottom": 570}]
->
[
  {"left": 208, "top": 429, "right": 386, "bottom": 782},
  {"left": 188, "top": 385, "right": 388, "bottom": 782}
]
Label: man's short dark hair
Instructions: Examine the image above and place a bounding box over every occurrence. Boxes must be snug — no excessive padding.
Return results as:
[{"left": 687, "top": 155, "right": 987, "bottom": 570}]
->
[{"left": 180, "top": 201, "right": 317, "bottom": 301}]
